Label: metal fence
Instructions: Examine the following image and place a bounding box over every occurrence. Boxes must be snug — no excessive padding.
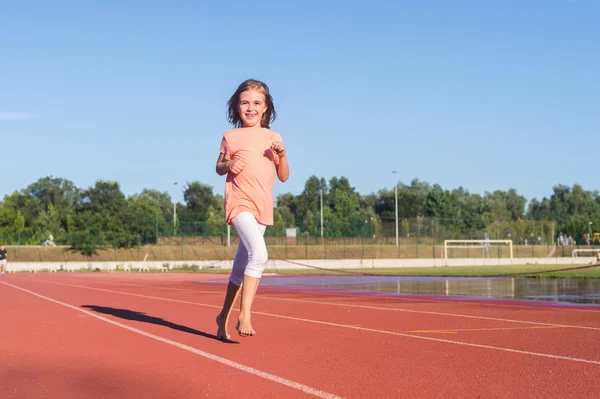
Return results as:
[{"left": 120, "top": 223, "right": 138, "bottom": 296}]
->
[{"left": 3, "top": 217, "right": 599, "bottom": 262}]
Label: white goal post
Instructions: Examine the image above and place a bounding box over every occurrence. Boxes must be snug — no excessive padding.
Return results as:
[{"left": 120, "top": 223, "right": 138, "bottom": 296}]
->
[
  {"left": 572, "top": 249, "right": 600, "bottom": 257},
  {"left": 444, "top": 240, "right": 513, "bottom": 259}
]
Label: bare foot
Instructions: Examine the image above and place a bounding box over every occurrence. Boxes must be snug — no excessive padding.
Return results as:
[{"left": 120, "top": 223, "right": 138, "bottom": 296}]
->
[
  {"left": 216, "top": 314, "right": 230, "bottom": 340},
  {"left": 236, "top": 314, "right": 256, "bottom": 337}
]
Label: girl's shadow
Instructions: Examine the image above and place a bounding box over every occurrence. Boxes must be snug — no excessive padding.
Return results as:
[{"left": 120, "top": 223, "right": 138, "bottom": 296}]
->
[{"left": 81, "top": 305, "right": 238, "bottom": 344}]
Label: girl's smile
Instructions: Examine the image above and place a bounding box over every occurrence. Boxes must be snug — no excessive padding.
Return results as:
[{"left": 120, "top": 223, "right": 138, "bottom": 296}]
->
[{"left": 239, "top": 89, "right": 267, "bottom": 128}]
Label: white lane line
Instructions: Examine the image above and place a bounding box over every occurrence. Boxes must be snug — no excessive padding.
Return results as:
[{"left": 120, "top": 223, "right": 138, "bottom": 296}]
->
[
  {"left": 259, "top": 296, "right": 600, "bottom": 331},
  {"left": 61, "top": 274, "right": 600, "bottom": 314},
  {"left": 34, "top": 278, "right": 600, "bottom": 332},
  {"left": 0, "top": 281, "right": 343, "bottom": 399},
  {"left": 12, "top": 279, "right": 600, "bottom": 366}
]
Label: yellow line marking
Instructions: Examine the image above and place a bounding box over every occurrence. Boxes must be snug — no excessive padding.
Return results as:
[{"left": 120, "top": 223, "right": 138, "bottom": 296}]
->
[{"left": 407, "top": 326, "right": 567, "bottom": 334}]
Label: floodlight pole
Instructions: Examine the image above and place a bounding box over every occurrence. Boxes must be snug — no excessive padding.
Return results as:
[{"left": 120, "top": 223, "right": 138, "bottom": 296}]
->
[
  {"left": 173, "top": 182, "right": 178, "bottom": 237},
  {"left": 320, "top": 188, "right": 324, "bottom": 238},
  {"left": 393, "top": 171, "right": 398, "bottom": 247}
]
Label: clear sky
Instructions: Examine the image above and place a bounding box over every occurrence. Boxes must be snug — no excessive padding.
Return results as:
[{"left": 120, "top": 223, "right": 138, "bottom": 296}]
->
[{"left": 1, "top": 0, "right": 598, "bottom": 204}]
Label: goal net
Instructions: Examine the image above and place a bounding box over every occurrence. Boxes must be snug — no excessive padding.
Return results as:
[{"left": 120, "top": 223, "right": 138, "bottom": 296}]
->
[{"left": 444, "top": 240, "right": 513, "bottom": 259}]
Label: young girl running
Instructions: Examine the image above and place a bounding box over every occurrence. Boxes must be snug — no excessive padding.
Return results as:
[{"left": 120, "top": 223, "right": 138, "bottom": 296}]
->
[{"left": 215, "top": 79, "right": 289, "bottom": 339}]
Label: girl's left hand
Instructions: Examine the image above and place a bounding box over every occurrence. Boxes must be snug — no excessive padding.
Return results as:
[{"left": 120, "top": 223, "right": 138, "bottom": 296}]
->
[{"left": 271, "top": 141, "right": 286, "bottom": 157}]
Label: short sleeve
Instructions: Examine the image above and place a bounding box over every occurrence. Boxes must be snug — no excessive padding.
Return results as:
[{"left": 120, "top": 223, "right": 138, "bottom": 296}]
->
[{"left": 219, "top": 136, "right": 230, "bottom": 160}]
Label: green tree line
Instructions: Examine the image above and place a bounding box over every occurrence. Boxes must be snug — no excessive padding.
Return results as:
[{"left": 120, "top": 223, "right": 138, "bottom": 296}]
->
[{"left": 1, "top": 176, "right": 599, "bottom": 251}]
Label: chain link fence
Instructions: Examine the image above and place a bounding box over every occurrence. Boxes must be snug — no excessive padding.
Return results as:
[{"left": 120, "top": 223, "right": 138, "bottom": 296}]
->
[{"left": 3, "top": 217, "right": 599, "bottom": 262}]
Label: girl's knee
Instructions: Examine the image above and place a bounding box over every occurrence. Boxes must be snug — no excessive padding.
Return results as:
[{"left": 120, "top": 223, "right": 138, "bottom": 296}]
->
[
  {"left": 253, "top": 247, "right": 268, "bottom": 265},
  {"left": 245, "top": 247, "right": 268, "bottom": 279}
]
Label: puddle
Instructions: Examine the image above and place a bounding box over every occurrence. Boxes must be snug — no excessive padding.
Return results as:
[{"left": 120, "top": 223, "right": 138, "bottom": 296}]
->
[{"left": 253, "top": 275, "right": 600, "bottom": 305}]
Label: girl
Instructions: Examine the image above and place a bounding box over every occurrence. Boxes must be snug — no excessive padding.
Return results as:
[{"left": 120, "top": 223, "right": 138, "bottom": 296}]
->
[{"left": 215, "top": 79, "right": 289, "bottom": 339}]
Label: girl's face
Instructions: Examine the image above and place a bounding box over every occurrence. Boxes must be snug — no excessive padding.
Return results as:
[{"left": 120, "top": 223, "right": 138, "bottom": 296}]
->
[{"left": 238, "top": 89, "right": 267, "bottom": 128}]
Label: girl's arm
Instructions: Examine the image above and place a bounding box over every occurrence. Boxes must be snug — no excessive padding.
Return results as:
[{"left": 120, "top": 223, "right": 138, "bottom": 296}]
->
[
  {"left": 216, "top": 153, "right": 245, "bottom": 176},
  {"left": 271, "top": 142, "right": 289, "bottom": 182},
  {"left": 216, "top": 153, "right": 230, "bottom": 176},
  {"left": 276, "top": 154, "right": 289, "bottom": 182}
]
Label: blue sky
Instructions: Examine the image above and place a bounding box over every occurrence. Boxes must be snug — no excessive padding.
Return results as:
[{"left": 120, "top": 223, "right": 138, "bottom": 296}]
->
[{"left": 1, "top": 0, "right": 598, "bottom": 205}]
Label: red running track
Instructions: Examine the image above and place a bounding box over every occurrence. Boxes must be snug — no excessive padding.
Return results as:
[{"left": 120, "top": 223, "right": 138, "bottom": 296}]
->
[{"left": 1, "top": 273, "right": 600, "bottom": 398}]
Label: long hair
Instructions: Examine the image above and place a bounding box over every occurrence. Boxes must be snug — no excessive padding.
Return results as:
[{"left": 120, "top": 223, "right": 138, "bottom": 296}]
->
[{"left": 227, "top": 79, "right": 277, "bottom": 128}]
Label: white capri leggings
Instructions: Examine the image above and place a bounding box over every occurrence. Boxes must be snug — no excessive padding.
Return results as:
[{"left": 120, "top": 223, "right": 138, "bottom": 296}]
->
[{"left": 229, "top": 212, "right": 268, "bottom": 286}]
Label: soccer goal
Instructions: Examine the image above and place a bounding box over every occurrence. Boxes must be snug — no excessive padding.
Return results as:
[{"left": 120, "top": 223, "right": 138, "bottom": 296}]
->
[
  {"left": 571, "top": 249, "right": 600, "bottom": 258},
  {"left": 444, "top": 240, "right": 513, "bottom": 259}
]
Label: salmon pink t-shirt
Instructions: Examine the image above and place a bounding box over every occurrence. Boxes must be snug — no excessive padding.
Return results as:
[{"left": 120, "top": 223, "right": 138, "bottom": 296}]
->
[{"left": 220, "top": 128, "right": 282, "bottom": 226}]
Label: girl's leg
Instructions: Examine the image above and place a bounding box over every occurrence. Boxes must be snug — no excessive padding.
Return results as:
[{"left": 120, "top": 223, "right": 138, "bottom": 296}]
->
[
  {"left": 232, "top": 212, "right": 267, "bottom": 337},
  {"left": 237, "top": 275, "right": 260, "bottom": 336},
  {"left": 216, "top": 239, "right": 248, "bottom": 340}
]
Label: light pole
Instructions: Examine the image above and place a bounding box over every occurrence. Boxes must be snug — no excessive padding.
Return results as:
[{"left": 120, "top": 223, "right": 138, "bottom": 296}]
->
[
  {"left": 319, "top": 188, "right": 324, "bottom": 238},
  {"left": 589, "top": 221, "right": 593, "bottom": 245},
  {"left": 155, "top": 212, "right": 159, "bottom": 244},
  {"left": 173, "top": 182, "right": 178, "bottom": 237},
  {"left": 392, "top": 171, "right": 398, "bottom": 246}
]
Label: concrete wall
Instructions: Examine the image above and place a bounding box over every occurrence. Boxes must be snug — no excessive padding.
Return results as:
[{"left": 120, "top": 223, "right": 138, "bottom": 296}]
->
[{"left": 5, "top": 257, "right": 596, "bottom": 273}]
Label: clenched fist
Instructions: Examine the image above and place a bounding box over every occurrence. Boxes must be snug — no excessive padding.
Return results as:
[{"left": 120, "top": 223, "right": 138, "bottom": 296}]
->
[
  {"left": 227, "top": 159, "right": 245, "bottom": 174},
  {"left": 270, "top": 141, "right": 286, "bottom": 158}
]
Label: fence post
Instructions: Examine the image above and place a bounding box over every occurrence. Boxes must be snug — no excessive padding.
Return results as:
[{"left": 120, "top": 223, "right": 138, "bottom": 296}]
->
[
  {"left": 304, "top": 233, "right": 308, "bottom": 259},
  {"left": 362, "top": 234, "right": 365, "bottom": 259}
]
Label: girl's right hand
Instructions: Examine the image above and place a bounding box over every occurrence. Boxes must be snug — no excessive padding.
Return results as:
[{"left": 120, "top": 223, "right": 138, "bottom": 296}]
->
[{"left": 227, "top": 159, "right": 245, "bottom": 174}]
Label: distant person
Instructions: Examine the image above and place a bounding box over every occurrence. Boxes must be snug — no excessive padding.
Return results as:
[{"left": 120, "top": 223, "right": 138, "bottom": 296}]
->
[
  {"left": 45, "top": 234, "right": 56, "bottom": 247},
  {"left": 214, "top": 79, "right": 289, "bottom": 340},
  {"left": 0, "top": 244, "right": 7, "bottom": 276}
]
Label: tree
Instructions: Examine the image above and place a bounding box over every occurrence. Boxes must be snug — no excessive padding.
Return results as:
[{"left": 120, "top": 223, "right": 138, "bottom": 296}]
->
[
  {"left": 207, "top": 206, "right": 226, "bottom": 236},
  {"left": 35, "top": 204, "right": 64, "bottom": 242},
  {"left": 69, "top": 180, "right": 128, "bottom": 244},
  {"left": 374, "top": 189, "right": 395, "bottom": 220},
  {"left": 22, "top": 176, "right": 78, "bottom": 232},
  {"left": 276, "top": 193, "right": 298, "bottom": 217},
  {"left": 296, "top": 175, "right": 325, "bottom": 217},
  {"left": 396, "top": 179, "right": 431, "bottom": 218},
  {"left": 178, "top": 182, "right": 222, "bottom": 235},
  {"left": 183, "top": 182, "right": 221, "bottom": 217},
  {"left": 527, "top": 184, "right": 600, "bottom": 240}
]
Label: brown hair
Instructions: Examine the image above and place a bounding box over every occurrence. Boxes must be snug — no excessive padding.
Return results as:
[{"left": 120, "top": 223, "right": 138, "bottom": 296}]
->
[{"left": 227, "top": 79, "right": 276, "bottom": 128}]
